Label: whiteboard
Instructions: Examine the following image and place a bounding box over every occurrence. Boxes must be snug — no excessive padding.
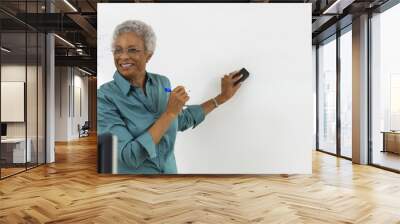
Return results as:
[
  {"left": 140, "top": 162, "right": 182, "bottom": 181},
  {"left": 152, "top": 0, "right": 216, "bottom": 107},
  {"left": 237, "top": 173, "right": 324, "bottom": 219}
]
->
[
  {"left": 1, "top": 82, "right": 25, "bottom": 122},
  {"left": 98, "top": 3, "right": 313, "bottom": 174}
]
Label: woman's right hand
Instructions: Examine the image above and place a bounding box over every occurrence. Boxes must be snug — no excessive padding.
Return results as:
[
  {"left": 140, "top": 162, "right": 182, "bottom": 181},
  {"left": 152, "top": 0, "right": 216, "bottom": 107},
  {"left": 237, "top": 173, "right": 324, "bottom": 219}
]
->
[{"left": 165, "top": 86, "right": 189, "bottom": 118}]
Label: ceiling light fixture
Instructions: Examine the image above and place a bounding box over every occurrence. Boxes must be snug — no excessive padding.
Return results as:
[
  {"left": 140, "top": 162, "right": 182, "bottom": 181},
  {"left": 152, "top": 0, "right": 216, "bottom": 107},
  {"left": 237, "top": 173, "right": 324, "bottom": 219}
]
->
[
  {"left": 78, "top": 67, "right": 92, "bottom": 76},
  {"left": 322, "top": 0, "right": 354, "bottom": 14},
  {"left": 1, "top": 47, "right": 11, "bottom": 53},
  {"left": 54, "top": 34, "right": 75, "bottom": 48},
  {"left": 63, "top": 0, "right": 78, "bottom": 12}
]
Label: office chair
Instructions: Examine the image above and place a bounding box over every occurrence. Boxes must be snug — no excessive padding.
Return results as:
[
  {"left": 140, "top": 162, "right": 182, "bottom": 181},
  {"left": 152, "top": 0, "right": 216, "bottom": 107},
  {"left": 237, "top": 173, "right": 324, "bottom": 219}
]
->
[{"left": 78, "top": 121, "right": 90, "bottom": 138}]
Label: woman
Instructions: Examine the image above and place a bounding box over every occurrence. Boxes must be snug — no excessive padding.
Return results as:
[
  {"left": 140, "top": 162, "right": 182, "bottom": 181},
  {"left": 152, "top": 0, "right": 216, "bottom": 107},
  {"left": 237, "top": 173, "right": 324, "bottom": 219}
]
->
[{"left": 98, "top": 20, "right": 242, "bottom": 174}]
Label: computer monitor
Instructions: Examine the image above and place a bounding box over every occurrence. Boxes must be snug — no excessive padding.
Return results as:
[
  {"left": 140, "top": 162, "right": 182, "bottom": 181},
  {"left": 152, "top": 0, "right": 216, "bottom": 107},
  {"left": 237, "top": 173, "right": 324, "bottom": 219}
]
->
[{"left": 1, "top": 123, "right": 7, "bottom": 137}]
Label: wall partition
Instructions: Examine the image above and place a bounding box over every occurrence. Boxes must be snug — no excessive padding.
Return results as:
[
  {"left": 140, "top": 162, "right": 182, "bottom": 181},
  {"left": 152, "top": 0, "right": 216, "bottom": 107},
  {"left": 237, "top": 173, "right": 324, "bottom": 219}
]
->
[{"left": 0, "top": 0, "right": 46, "bottom": 179}]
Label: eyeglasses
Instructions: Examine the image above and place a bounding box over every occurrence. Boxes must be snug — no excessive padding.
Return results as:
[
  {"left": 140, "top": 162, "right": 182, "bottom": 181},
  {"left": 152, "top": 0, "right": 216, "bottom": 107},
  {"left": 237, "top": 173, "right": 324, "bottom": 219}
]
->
[{"left": 112, "top": 47, "right": 143, "bottom": 57}]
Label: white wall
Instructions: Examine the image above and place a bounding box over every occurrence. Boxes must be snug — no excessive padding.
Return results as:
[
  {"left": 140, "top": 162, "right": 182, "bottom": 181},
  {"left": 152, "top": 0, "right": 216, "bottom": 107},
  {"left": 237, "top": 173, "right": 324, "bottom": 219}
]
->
[
  {"left": 55, "top": 67, "right": 68, "bottom": 141},
  {"left": 75, "top": 69, "right": 88, "bottom": 140},
  {"left": 1, "top": 82, "right": 24, "bottom": 122},
  {"left": 1, "top": 64, "right": 46, "bottom": 163},
  {"left": 71, "top": 72, "right": 89, "bottom": 138},
  {"left": 1, "top": 65, "right": 39, "bottom": 137},
  {"left": 54, "top": 67, "right": 89, "bottom": 141},
  {"left": 98, "top": 3, "right": 313, "bottom": 174},
  {"left": 312, "top": 45, "right": 317, "bottom": 150},
  {"left": 1, "top": 65, "right": 27, "bottom": 140}
]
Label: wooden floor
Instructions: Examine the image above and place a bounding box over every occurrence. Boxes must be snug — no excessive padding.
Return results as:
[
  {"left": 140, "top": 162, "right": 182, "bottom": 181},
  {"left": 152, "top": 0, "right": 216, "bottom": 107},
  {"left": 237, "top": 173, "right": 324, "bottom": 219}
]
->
[
  {"left": 373, "top": 151, "right": 400, "bottom": 171},
  {"left": 1, "top": 135, "right": 400, "bottom": 223},
  {"left": 1, "top": 163, "right": 45, "bottom": 178},
  {"left": 0, "top": 167, "right": 26, "bottom": 178}
]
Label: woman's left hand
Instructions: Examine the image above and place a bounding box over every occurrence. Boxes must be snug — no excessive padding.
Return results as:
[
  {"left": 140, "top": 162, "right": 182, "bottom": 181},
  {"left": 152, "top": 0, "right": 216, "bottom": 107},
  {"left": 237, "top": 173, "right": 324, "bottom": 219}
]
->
[{"left": 216, "top": 70, "right": 242, "bottom": 105}]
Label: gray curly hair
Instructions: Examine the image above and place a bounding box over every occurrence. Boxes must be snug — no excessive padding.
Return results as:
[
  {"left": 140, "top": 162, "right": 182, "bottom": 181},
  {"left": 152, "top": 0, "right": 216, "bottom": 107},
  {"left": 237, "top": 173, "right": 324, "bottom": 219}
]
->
[{"left": 112, "top": 20, "right": 157, "bottom": 54}]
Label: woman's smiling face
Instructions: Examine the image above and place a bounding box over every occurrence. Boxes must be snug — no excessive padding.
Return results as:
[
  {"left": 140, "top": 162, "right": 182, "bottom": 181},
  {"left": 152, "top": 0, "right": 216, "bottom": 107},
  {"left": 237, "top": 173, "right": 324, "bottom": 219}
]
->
[{"left": 113, "top": 32, "right": 152, "bottom": 80}]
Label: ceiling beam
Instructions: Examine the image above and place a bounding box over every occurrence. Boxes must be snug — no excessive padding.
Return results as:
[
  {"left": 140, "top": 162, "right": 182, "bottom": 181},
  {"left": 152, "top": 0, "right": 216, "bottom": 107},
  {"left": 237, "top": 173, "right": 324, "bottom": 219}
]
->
[
  {"left": 67, "top": 13, "right": 97, "bottom": 39},
  {"left": 55, "top": 55, "right": 96, "bottom": 73}
]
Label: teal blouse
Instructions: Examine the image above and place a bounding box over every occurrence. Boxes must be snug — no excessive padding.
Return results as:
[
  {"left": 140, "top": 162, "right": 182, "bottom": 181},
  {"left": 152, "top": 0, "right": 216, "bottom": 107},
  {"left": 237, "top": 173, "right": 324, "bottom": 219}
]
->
[{"left": 97, "top": 71, "right": 205, "bottom": 174}]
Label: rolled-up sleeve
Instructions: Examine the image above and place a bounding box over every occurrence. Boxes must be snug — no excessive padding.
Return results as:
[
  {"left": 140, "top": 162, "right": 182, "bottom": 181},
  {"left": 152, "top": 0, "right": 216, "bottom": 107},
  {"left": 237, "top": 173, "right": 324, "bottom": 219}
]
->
[
  {"left": 97, "top": 89, "right": 157, "bottom": 168},
  {"left": 177, "top": 105, "right": 205, "bottom": 132}
]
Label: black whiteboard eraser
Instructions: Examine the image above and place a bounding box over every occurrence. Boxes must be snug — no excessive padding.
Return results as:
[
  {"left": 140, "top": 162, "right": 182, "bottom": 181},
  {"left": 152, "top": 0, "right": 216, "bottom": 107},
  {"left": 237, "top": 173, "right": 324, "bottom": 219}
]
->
[{"left": 233, "top": 68, "right": 250, "bottom": 86}]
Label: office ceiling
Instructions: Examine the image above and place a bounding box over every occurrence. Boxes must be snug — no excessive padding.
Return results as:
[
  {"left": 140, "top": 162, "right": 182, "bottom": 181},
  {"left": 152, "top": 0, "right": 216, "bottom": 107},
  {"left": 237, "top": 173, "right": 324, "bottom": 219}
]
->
[{"left": 0, "top": 0, "right": 392, "bottom": 76}]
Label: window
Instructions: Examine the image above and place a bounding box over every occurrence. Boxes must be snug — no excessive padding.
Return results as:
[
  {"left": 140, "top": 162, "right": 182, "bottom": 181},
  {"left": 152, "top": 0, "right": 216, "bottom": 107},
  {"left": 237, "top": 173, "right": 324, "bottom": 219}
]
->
[
  {"left": 371, "top": 2, "right": 400, "bottom": 171},
  {"left": 340, "top": 28, "right": 352, "bottom": 158},
  {"left": 318, "top": 36, "right": 337, "bottom": 154}
]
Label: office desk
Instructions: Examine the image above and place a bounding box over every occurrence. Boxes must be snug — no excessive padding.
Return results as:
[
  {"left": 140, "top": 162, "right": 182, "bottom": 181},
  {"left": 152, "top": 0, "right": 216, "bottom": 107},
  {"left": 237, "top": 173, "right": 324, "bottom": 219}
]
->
[
  {"left": 382, "top": 131, "right": 400, "bottom": 154},
  {"left": 1, "top": 138, "right": 32, "bottom": 163}
]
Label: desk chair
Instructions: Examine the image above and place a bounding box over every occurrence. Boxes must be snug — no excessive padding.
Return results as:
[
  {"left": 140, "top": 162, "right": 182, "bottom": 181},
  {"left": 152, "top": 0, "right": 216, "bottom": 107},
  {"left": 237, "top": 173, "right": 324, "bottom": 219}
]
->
[{"left": 78, "top": 121, "right": 90, "bottom": 138}]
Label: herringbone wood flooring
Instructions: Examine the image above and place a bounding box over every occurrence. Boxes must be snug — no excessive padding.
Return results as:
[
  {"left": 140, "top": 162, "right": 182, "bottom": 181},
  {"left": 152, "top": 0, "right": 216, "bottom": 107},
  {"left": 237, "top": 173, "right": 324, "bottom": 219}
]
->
[{"left": 1, "top": 135, "right": 400, "bottom": 224}]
